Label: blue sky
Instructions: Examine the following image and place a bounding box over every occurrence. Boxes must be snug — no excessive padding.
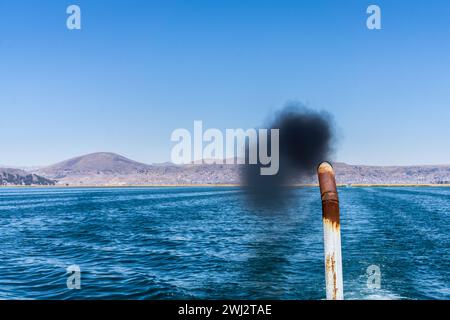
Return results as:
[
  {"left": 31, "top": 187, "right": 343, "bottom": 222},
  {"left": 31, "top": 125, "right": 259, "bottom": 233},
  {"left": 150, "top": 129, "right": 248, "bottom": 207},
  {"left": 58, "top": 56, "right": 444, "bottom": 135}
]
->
[{"left": 1, "top": 0, "right": 449, "bottom": 166}]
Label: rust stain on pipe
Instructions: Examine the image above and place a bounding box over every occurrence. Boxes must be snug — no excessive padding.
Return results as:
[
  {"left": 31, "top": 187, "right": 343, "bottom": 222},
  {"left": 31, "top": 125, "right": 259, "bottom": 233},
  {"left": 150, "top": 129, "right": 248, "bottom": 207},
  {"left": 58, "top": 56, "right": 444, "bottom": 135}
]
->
[
  {"left": 325, "top": 254, "right": 338, "bottom": 300},
  {"left": 318, "top": 162, "right": 340, "bottom": 229}
]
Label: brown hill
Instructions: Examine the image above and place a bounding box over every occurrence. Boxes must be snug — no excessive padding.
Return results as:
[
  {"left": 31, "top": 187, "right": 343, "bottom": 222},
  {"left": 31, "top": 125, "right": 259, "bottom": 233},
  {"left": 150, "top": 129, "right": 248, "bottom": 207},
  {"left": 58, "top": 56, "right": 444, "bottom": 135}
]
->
[{"left": 36, "top": 152, "right": 153, "bottom": 179}]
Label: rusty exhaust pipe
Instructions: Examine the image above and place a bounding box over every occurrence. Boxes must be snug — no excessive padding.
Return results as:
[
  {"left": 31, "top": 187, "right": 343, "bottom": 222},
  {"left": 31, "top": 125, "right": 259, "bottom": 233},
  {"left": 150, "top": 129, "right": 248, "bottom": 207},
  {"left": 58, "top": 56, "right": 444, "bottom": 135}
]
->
[{"left": 317, "top": 162, "right": 344, "bottom": 300}]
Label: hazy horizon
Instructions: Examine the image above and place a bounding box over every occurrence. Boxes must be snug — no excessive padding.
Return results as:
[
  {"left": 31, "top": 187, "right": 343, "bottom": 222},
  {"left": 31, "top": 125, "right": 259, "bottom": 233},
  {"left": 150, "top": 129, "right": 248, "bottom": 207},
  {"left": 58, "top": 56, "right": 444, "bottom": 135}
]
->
[{"left": 1, "top": 151, "right": 450, "bottom": 169}]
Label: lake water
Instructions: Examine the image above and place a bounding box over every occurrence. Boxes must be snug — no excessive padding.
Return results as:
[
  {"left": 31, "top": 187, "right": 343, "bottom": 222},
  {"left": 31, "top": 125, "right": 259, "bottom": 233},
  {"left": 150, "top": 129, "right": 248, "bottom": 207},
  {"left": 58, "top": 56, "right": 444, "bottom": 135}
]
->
[{"left": 0, "top": 186, "right": 448, "bottom": 299}]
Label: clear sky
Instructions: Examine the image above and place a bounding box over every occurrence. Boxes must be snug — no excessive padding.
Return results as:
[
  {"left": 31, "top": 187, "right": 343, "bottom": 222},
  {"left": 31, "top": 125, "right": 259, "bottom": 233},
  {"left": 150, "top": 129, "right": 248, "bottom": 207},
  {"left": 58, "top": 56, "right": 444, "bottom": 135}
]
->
[{"left": 1, "top": 0, "right": 449, "bottom": 166}]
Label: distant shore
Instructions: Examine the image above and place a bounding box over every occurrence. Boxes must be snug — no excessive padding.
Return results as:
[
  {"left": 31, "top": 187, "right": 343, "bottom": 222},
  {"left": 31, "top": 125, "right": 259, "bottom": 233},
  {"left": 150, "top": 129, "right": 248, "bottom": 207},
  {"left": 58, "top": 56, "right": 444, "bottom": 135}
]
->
[
  {"left": 2, "top": 183, "right": 450, "bottom": 188},
  {"left": 3, "top": 153, "right": 450, "bottom": 187}
]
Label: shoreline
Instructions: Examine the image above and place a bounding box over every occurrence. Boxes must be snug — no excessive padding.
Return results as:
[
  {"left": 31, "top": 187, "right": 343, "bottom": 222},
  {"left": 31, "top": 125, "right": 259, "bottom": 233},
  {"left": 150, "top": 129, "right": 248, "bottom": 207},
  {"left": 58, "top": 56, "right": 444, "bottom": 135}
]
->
[{"left": 1, "top": 183, "right": 450, "bottom": 188}]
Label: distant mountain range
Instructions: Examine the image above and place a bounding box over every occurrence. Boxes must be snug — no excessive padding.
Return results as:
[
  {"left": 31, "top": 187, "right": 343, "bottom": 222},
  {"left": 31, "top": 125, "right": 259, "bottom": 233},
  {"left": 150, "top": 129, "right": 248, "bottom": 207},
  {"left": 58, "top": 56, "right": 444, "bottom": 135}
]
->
[{"left": 1, "top": 152, "right": 450, "bottom": 186}]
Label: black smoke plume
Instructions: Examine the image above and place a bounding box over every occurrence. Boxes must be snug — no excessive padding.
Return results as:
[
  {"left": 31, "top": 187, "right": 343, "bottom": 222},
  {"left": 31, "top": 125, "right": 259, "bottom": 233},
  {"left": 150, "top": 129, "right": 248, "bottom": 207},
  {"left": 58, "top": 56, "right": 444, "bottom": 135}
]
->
[{"left": 241, "top": 103, "right": 335, "bottom": 207}]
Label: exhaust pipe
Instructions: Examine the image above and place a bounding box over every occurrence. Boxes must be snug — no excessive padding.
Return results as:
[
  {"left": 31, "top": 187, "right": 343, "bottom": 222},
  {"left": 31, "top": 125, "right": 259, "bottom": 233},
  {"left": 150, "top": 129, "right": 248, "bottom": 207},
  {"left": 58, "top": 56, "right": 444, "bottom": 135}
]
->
[{"left": 317, "top": 162, "right": 344, "bottom": 300}]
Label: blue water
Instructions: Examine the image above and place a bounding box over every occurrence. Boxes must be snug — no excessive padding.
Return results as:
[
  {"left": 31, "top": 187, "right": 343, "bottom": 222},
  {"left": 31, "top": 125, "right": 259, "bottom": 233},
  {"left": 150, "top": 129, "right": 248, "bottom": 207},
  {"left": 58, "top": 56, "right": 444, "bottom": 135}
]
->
[{"left": 0, "top": 187, "right": 448, "bottom": 300}]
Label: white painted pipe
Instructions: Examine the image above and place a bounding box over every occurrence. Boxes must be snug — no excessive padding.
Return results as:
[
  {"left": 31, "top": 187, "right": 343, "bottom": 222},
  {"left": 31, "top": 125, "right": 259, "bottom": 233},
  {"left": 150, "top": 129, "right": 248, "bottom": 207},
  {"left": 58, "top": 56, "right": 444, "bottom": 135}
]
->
[{"left": 318, "top": 162, "right": 344, "bottom": 300}]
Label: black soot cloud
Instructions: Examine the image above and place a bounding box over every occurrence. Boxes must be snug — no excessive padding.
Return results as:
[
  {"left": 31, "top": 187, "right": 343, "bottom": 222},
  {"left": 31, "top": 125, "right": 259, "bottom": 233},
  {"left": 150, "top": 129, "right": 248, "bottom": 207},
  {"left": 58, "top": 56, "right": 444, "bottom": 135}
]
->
[{"left": 241, "top": 103, "right": 336, "bottom": 207}]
